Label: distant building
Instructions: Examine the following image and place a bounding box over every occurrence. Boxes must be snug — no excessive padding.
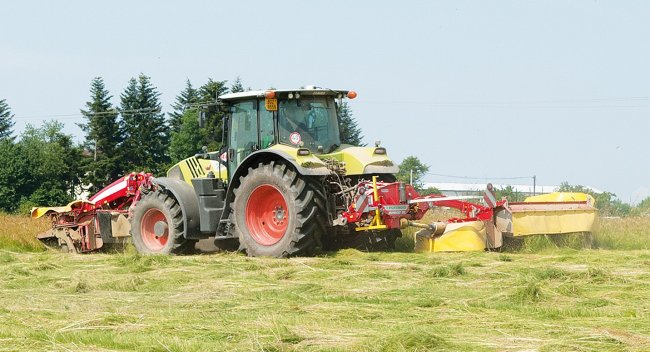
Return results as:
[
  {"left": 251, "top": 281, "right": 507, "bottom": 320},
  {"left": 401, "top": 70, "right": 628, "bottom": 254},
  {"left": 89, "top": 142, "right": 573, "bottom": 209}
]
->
[{"left": 423, "top": 182, "right": 602, "bottom": 197}]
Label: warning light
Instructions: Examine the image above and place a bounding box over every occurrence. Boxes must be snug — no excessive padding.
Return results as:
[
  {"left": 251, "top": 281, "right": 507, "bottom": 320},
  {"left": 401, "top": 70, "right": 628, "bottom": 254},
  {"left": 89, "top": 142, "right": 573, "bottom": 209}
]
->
[
  {"left": 347, "top": 91, "right": 357, "bottom": 99},
  {"left": 264, "top": 90, "right": 276, "bottom": 99}
]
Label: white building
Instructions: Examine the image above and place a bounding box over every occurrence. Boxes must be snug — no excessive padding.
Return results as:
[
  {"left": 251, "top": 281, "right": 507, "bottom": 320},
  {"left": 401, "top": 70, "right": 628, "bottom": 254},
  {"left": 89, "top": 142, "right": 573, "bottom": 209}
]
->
[{"left": 423, "top": 182, "right": 602, "bottom": 197}]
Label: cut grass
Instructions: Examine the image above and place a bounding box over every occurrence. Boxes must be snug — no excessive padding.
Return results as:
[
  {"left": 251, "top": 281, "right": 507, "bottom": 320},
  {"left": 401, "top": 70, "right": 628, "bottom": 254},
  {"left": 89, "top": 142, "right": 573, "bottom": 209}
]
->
[
  {"left": 0, "top": 214, "right": 648, "bottom": 350},
  {"left": 0, "top": 249, "right": 649, "bottom": 351},
  {"left": 2, "top": 212, "right": 648, "bottom": 254}
]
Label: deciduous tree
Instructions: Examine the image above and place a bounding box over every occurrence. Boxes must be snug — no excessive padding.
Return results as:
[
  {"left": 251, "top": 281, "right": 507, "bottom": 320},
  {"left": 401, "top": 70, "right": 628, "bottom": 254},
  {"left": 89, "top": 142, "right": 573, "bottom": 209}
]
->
[
  {"left": 397, "top": 156, "right": 430, "bottom": 190},
  {"left": 5, "top": 121, "right": 83, "bottom": 212},
  {"left": 558, "top": 182, "right": 632, "bottom": 217}
]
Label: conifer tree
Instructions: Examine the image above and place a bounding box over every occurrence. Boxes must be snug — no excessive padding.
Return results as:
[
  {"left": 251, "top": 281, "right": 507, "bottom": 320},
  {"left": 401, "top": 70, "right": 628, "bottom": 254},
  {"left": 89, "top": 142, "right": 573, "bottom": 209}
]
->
[
  {"left": 338, "top": 102, "right": 365, "bottom": 146},
  {"left": 120, "top": 74, "right": 170, "bottom": 175},
  {"left": 79, "top": 77, "right": 122, "bottom": 192},
  {"left": 169, "top": 77, "right": 248, "bottom": 160},
  {"left": 0, "top": 99, "right": 15, "bottom": 141},
  {"left": 198, "top": 79, "right": 229, "bottom": 151},
  {"left": 169, "top": 108, "right": 203, "bottom": 162},
  {"left": 230, "top": 76, "right": 244, "bottom": 93},
  {"left": 169, "top": 79, "right": 199, "bottom": 133}
]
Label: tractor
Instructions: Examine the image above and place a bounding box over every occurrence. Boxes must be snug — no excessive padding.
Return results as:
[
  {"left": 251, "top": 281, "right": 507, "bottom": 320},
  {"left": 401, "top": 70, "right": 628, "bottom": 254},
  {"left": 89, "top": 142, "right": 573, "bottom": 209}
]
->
[
  {"left": 129, "top": 87, "right": 401, "bottom": 257},
  {"left": 33, "top": 87, "right": 597, "bottom": 255}
]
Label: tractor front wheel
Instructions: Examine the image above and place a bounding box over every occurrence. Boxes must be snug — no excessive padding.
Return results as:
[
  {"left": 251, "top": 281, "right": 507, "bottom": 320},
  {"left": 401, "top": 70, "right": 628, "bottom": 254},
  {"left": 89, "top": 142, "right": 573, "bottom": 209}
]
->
[
  {"left": 231, "top": 161, "right": 325, "bottom": 257},
  {"left": 130, "top": 189, "right": 196, "bottom": 254}
]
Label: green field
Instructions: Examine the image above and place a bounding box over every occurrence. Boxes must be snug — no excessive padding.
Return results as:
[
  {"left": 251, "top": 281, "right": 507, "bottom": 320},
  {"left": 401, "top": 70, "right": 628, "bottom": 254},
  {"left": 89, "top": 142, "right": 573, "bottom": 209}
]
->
[{"left": 0, "top": 215, "right": 649, "bottom": 351}]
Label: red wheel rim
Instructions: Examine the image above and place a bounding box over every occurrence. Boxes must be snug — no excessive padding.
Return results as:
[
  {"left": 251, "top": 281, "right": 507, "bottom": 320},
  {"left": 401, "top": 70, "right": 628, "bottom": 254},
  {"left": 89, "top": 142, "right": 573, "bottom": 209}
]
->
[
  {"left": 140, "top": 208, "right": 169, "bottom": 251},
  {"left": 245, "top": 184, "right": 289, "bottom": 246}
]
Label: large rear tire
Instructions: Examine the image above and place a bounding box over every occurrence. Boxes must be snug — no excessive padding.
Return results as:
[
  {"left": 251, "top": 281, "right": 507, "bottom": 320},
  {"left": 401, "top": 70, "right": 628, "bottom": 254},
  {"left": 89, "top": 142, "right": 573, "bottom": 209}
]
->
[
  {"left": 231, "top": 161, "right": 325, "bottom": 257},
  {"left": 130, "top": 189, "right": 196, "bottom": 255}
]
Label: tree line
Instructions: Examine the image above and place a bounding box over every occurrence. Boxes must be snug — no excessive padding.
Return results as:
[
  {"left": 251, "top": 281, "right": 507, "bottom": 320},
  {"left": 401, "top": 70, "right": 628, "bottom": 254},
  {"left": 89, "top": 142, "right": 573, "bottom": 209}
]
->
[
  {"left": 6, "top": 76, "right": 644, "bottom": 217},
  {"left": 0, "top": 75, "right": 365, "bottom": 213}
]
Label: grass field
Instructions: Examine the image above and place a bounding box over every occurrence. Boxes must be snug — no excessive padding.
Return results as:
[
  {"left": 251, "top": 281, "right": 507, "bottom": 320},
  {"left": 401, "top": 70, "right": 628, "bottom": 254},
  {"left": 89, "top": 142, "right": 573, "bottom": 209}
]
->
[{"left": 0, "top": 213, "right": 649, "bottom": 351}]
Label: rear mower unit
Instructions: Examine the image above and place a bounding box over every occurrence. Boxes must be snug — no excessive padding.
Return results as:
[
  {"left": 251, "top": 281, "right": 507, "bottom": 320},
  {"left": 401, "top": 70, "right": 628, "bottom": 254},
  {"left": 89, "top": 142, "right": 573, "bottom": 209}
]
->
[{"left": 32, "top": 173, "right": 151, "bottom": 253}]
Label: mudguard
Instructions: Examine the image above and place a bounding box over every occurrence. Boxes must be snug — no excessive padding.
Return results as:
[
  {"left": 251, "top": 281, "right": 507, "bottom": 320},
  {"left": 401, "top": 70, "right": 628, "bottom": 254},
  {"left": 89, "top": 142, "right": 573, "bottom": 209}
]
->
[
  {"left": 152, "top": 177, "right": 204, "bottom": 240},
  {"left": 246, "top": 148, "right": 332, "bottom": 177}
]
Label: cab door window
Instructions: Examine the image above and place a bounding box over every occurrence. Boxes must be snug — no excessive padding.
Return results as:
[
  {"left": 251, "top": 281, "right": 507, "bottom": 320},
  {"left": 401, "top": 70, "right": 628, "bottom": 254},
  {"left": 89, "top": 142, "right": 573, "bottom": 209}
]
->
[
  {"left": 229, "top": 101, "right": 258, "bottom": 170},
  {"left": 259, "top": 99, "right": 275, "bottom": 149}
]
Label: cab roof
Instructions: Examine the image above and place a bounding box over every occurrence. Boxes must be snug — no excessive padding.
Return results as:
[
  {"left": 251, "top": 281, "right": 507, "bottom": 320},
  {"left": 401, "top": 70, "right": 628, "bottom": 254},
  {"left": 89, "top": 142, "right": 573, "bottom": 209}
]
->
[{"left": 219, "top": 87, "right": 352, "bottom": 102}]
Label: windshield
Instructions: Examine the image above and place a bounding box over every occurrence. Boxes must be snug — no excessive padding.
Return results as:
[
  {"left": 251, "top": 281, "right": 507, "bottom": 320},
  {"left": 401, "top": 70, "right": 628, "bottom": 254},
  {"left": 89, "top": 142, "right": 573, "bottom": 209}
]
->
[{"left": 278, "top": 97, "right": 341, "bottom": 153}]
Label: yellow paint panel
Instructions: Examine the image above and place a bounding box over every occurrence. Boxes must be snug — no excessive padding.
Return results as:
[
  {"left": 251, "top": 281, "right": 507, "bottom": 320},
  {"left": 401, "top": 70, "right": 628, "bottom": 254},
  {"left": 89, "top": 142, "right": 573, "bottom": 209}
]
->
[
  {"left": 267, "top": 144, "right": 397, "bottom": 175},
  {"left": 31, "top": 200, "right": 93, "bottom": 219},
  {"left": 525, "top": 192, "right": 595, "bottom": 204},
  {"left": 320, "top": 145, "right": 396, "bottom": 175},
  {"left": 269, "top": 144, "right": 328, "bottom": 169},
  {"left": 415, "top": 221, "right": 487, "bottom": 252},
  {"left": 512, "top": 210, "right": 597, "bottom": 237},
  {"left": 196, "top": 159, "right": 228, "bottom": 181},
  {"left": 510, "top": 192, "right": 598, "bottom": 236},
  {"left": 173, "top": 156, "right": 228, "bottom": 185}
]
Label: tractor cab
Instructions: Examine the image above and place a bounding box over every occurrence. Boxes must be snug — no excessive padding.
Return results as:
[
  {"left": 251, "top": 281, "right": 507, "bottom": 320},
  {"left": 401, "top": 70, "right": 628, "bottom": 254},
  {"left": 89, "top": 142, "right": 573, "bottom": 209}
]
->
[{"left": 219, "top": 87, "right": 356, "bottom": 178}]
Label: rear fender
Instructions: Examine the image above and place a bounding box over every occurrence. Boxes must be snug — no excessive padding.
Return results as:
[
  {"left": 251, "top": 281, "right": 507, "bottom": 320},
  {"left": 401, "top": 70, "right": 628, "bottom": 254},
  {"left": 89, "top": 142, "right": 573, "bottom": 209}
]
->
[{"left": 152, "top": 177, "right": 204, "bottom": 239}]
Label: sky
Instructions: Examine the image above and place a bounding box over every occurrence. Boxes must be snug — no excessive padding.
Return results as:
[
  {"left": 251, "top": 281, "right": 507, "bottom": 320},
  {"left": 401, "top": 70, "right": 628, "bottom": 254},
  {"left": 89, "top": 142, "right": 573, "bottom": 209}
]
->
[{"left": 1, "top": 0, "right": 649, "bottom": 203}]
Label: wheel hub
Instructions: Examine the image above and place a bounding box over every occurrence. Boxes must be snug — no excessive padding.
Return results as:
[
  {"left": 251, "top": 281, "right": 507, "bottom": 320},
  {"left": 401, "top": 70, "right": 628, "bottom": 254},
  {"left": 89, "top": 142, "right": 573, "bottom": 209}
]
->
[
  {"left": 153, "top": 221, "right": 168, "bottom": 237},
  {"left": 272, "top": 206, "right": 286, "bottom": 225},
  {"left": 245, "top": 184, "right": 289, "bottom": 246},
  {"left": 140, "top": 208, "right": 169, "bottom": 251}
]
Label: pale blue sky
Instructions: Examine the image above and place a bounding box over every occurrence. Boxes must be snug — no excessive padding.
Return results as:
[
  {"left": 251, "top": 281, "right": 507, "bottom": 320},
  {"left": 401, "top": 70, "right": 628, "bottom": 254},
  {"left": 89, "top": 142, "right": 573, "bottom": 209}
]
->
[{"left": 1, "top": 1, "right": 649, "bottom": 203}]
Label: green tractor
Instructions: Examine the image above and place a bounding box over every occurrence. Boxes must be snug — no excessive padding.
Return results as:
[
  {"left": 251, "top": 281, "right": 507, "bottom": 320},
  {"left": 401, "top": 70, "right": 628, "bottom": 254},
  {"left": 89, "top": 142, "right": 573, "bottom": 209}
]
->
[{"left": 129, "top": 87, "right": 400, "bottom": 257}]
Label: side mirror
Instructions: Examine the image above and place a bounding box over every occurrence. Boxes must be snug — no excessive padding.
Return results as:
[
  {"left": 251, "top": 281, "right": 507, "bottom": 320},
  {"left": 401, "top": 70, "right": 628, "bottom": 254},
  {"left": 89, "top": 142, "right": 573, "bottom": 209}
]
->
[{"left": 198, "top": 111, "right": 206, "bottom": 128}]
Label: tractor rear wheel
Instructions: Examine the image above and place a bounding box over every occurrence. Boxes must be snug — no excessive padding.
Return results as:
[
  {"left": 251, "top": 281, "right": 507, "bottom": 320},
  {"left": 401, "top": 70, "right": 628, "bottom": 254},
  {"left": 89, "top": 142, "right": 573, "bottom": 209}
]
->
[
  {"left": 130, "top": 189, "right": 196, "bottom": 255},
  {"left": 231, "top": 161, "right": 325, "bottom": 257}
]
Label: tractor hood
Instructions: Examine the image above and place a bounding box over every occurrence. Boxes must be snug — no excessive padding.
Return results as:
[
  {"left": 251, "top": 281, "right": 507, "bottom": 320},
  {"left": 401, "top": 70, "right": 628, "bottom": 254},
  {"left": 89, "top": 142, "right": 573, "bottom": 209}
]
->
[
  {"left": 319, "top": 145, "right": 399, "bottom": 175},
  {"left": 268, "top": 144, "right": 398, "bottom": 176}
]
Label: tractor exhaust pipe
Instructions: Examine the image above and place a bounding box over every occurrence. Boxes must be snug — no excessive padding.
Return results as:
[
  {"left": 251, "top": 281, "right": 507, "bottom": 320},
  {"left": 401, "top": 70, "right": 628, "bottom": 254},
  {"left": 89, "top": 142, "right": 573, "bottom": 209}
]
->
[{"left": 398, "top": 182, "right": 407, "bottom": 203}]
